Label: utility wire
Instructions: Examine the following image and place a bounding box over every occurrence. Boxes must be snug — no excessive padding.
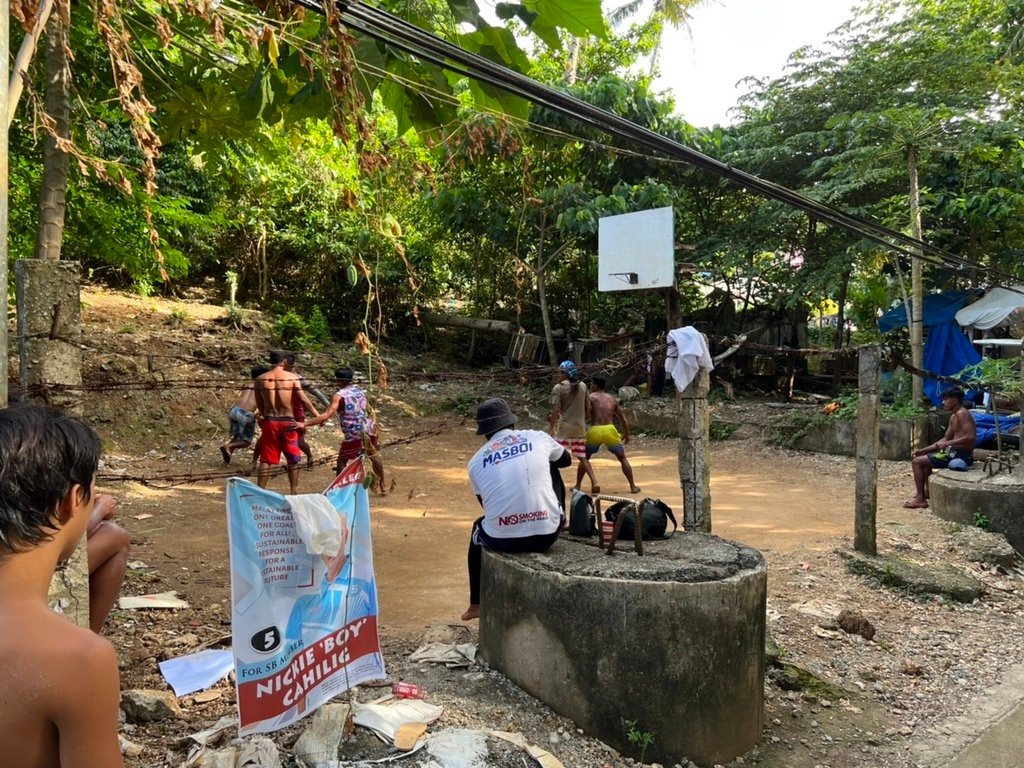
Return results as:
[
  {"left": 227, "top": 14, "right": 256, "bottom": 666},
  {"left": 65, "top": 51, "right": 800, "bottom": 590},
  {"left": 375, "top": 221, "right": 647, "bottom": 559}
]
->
[{"left": 288, "top": 0, "right": 1020, "bottom": 288}]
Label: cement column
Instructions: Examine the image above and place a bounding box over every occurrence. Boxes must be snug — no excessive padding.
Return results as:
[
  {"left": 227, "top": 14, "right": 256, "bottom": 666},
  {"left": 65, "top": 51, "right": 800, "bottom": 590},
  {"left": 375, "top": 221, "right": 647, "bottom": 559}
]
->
[
  {"left": 678, "top": 366, "right": 711, "bottom": 532},
  {"left": 15, "top": 259, "right": 82, "bottom": 406},
  {"left": 47, "top": 538, "right": 90, "bottom": 628},
  {"left": 855, "top": 345, "right": 881, "bottom": 555}
]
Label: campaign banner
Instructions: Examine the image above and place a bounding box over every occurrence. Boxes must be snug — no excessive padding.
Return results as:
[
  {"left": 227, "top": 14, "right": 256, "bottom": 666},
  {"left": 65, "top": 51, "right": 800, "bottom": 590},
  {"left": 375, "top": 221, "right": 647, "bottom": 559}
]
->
[{"left": 226, "top": 462, "right": 385, "bottom": 734}]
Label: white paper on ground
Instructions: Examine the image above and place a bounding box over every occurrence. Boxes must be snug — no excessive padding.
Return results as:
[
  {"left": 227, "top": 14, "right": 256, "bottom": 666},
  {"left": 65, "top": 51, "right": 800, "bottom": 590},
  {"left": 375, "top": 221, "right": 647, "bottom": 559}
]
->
[
  {"left": 119, "top": 590, "right": 190, "bottom": 609},
  {"left": 159, "top": 649, "right": 235, "bottom": 696},
  {"left": 352, "top": 698, "right": 444, "bottom": 744},
  {"left": 408, "top": 643, "right": 477, "bottom": 668}
]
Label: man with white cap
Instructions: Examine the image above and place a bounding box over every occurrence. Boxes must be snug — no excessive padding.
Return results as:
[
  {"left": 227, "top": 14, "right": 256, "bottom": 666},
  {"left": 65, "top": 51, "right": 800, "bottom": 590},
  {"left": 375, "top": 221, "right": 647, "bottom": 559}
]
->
[{"left": 462, "top": 398, "right": 571, "bottom": 621}]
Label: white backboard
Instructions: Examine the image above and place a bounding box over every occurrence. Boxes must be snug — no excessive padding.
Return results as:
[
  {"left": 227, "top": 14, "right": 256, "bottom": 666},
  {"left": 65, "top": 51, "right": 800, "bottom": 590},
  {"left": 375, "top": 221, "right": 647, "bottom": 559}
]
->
[{"left": 597, "top": 207, "right": 675, "bottom": 292}]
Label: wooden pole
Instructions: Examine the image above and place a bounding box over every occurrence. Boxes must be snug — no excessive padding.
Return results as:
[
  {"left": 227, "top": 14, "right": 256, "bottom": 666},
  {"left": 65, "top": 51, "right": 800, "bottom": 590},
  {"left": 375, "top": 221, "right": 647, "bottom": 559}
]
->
[{"left": 854, "top": 345, "right": 881, "bottom": 555}]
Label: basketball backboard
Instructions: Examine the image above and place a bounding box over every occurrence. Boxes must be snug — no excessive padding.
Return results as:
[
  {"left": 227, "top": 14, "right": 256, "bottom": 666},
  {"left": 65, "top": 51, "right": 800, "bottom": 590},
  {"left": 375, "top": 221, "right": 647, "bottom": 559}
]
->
[{"left": 597, "top": 207, "right": 675, "bottom": 292}]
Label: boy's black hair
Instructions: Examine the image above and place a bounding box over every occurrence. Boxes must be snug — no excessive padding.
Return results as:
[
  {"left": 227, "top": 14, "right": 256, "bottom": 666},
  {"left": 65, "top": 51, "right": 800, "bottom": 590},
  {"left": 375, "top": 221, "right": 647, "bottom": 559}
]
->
[
  {"left": 941, "top": 386, "right": 965, "bottom": 403},
  {"left": 334, "top": 367, "right": 354, "bottom": 383},
  {"left": 251, "top": 365, "right": 271, "bottom": 379},
  {"left": 268, "top": 350, "right": 286, "bottom": 365},
  {"left": 283, "top": 352, "right": 297, "bottom": 365},
  {"left": 592, "top": 376, "right": 607, "bottom": 390},
  {"left": 0, "top": 404, "right": 101, "bottom": 551}
]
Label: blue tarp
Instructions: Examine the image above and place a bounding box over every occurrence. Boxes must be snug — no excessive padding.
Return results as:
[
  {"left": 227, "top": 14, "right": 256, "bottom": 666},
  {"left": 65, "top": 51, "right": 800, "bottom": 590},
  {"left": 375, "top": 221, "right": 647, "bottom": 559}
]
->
[
  {"left": 922, "top": 321, "right": 983, "bottom": 405},
  {"left": 973, "top": 412, "right": 1022, "bottom": 449},
  {"left": 878, "top": 291, "right": 979, "bottom": 333}
]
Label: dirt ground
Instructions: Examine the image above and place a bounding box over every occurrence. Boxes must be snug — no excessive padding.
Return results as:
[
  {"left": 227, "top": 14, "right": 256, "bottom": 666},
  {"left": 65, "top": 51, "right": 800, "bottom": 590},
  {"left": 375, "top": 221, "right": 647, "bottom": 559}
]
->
[{"left": 50, "top": 287, "right": 1024, "bottom": 767}]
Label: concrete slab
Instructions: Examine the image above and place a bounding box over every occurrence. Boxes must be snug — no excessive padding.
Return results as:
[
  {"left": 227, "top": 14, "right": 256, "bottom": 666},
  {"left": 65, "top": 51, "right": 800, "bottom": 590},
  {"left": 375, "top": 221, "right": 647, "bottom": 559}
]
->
[{"left": 912, "top": 663, "right": 1024, "bottom": 767}]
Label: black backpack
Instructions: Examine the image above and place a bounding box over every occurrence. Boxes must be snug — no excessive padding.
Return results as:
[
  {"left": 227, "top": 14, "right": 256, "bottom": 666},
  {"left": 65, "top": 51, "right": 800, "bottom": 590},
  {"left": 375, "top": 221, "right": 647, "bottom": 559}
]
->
[
  {"left": 569, "top": 489, "right": 596, "bottom": 536},
  {"left": 604, "top": 498, "right": 677, "bottom": 540}
]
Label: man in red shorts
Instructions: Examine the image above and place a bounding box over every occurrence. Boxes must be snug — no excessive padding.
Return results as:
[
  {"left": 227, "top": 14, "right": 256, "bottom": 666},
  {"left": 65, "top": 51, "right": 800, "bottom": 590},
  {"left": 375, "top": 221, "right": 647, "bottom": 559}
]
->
[
  {"left": 254, "top": 350, "right": 317, "bottom": 494},
  {"left": 283, "top": 353, "right": 328, "bottom": 469}
]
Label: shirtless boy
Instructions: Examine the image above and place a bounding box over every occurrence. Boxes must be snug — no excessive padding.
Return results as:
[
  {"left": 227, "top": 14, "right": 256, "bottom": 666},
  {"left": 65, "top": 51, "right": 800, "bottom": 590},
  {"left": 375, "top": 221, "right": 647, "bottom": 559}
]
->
[
  {"left": 0, "top": 404, "right": 123, "bottom": 768},
  {"left": 254, "top": 350, "right": 317, "bottom": 494},
  {"left": 221, "top": 366, "right": 268, "bottom": 465},
  {"left": 904, "top": 386, "right": 977, "bottom": 509},
  {"left": 586, "top": 377, "right": 641, "bottom": 494}
]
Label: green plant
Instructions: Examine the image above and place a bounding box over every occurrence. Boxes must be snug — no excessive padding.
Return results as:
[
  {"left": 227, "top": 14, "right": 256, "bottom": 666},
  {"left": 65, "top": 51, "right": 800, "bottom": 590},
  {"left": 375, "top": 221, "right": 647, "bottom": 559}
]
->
[
  {"left": 624, "top": 720, "right": 654, "bottom": 764},
  {"left": 168, "top": 308, "right": 188, "bottom": 328},
  {"left": 972, "top": 510, "right": 991, "bottom": 531},
  {"left": 118, "top": 322, "right": 137, "bottom": 334},
  {"left": 272, "top": 308, "right": 331, "bottom": 350},
  {"left": 710, "top": 420, "right": 740, "bottom": 441}
]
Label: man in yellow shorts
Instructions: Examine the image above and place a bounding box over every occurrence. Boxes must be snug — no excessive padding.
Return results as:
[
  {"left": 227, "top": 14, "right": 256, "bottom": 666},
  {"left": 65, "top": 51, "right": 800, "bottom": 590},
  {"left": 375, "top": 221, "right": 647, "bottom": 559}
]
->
[{"left": 586, "top": 377, "right": 641, "bottom": 494}]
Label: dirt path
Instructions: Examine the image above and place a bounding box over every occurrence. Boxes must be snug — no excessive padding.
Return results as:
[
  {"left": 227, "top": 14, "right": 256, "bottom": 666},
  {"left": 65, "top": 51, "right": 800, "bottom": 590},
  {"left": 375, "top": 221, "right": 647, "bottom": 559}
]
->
[{"left": 111, "top": 425, "right": 910, "bottom": 635}]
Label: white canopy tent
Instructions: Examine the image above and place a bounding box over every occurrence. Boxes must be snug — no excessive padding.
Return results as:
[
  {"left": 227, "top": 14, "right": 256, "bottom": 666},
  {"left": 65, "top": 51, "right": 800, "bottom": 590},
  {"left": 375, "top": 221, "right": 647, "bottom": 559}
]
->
[{"left": 954, "top": 285, "right": 1024, "bottom": 330}]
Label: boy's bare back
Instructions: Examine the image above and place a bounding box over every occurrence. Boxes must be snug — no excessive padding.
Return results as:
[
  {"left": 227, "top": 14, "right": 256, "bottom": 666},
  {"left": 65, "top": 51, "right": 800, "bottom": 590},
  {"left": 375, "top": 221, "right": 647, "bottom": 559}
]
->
[
  {"left": 0, "top": 405, "right": 124, "bottom": 767},
  {"left": 589, "top": 390, "right": 622, "bottom": 426},
  {"left": 0, "top": 606, "right": 122, "bottom": 767}
]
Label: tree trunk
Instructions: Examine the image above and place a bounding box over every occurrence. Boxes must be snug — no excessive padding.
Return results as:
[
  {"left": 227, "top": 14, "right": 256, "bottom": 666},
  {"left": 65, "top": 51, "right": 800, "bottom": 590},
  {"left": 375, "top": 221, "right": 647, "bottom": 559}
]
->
[
  {"left": 907, "top": 145, "right": 924, "bottom": 405},
  {"left": 418, "top": 311, "right": 517, "bottom": 334},
  {"left": 34, "top": 12, "right": 70, "bottom": 261},
  {"left": 565, "top": 38, "right": 580, "bottom": 85},
  {"left": 831, "top": 267, "right": 851, "bottom": 394},
  {"left": 535, "top": 217, "right": 558, "bottom": 366}
]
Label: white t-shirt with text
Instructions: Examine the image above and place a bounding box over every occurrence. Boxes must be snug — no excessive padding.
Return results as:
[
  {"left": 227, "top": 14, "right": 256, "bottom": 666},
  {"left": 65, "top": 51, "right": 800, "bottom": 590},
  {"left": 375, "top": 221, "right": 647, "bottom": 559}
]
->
[{"left": 468, "top": 428, "right": 565, "bottom": 539}]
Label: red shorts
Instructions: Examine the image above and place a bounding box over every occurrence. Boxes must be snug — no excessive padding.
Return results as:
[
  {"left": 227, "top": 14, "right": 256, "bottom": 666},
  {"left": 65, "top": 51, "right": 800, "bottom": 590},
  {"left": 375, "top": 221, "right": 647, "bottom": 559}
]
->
[
  {"left": 557, "top": 437, "right": 587, "bottom": 459},
  {"left": 259, "top": 418, "right": 302, "bottom": 465},
  {"left": 337, "top": 434, "right": 378, "bottom": 464}
]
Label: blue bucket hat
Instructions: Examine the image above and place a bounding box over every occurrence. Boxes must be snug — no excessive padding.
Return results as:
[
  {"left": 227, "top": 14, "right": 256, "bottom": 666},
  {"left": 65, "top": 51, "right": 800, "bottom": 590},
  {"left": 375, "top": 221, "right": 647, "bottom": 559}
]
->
[{"left": 559, "top": 360, "right": 579, "bottom": 380}]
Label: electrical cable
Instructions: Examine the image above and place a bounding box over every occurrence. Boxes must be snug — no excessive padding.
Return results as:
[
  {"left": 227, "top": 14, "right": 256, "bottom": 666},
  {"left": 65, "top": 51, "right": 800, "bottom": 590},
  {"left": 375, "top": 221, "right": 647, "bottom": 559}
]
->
[{"left": 286, "top": 0, "right": 1021, "bottom": 288}]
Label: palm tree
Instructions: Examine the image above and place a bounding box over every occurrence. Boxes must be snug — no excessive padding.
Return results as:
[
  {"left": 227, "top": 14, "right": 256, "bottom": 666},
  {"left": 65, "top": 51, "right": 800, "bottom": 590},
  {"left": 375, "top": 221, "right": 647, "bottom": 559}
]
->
[{"left": 609, "top": 0, "right": 708, "bottom": 76}]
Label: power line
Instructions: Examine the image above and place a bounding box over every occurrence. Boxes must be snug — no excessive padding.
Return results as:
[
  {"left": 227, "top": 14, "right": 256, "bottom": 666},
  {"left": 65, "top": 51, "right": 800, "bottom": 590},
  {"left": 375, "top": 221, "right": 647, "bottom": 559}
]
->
[{"left": 289, "top": 0, "right": 1020, "bottom": 288}]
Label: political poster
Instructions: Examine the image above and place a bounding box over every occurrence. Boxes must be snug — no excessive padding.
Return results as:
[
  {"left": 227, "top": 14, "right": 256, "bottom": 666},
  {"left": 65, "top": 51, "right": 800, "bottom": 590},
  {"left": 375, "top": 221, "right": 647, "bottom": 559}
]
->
[{"left": 226, "top": 461, "right": 385, "bottom": 734}]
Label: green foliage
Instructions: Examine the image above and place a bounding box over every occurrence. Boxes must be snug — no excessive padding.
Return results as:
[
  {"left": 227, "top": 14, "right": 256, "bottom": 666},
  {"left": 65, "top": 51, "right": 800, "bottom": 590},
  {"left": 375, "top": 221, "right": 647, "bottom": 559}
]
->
[
  {"left": 624, "top": 720, "right": 654, "bottom": 763},
  {"left": 972, "top": 510, "right": 991, "bottom": 531},
  {"left": 709, "top": 420, "right": 740, "bottom": 441},
  {"left": 272, "top": 307, "right": 332, "bottom": 350}
]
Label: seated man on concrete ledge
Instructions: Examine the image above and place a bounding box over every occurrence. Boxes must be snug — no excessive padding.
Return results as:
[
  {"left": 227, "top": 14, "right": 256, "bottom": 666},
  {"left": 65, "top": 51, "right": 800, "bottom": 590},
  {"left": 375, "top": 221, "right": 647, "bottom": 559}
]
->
[
  {"left": 462, "top": 398, "right": 571, "bottom": 621},
  {"left": 904, "top": 386, "right": 977, "bottom": 509}
]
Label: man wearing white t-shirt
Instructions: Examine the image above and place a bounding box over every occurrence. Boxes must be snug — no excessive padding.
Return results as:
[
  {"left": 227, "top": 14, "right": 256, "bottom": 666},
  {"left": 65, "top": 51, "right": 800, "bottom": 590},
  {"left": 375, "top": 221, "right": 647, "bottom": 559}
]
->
[{"left": 461, "top": 398, "right": 571, "bottom": 621}]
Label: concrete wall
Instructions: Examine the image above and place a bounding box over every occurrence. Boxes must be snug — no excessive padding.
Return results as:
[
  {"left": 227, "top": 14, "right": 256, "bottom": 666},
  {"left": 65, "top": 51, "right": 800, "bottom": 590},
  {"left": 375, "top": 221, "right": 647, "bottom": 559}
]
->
[
  {"left": 15, "top": 260, "right": 83, "bottom": 405},
  {"left": 793, "top": 416, "right": 928, "bottom": 461},
  {"left": 931, "top": 472, "right": 1024, "bottom": 553},
  {"left": 478, "top": 534, "right": 766, "bottom": 766}
]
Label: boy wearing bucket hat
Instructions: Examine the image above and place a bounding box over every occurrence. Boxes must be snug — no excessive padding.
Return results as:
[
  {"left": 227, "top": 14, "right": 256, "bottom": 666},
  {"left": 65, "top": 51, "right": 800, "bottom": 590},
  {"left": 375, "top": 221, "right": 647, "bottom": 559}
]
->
[
  {"left": 463, "top": 398, "right": 571, "bottom": 621},
  {"left": 548, "top": 360, "right": 600, "bottom": 494}
]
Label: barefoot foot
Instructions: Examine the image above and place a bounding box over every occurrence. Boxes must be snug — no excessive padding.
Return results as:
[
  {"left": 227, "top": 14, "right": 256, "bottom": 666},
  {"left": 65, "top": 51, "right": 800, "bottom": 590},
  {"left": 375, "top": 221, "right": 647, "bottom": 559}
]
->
[
  {"left": 220, "top": 446, "right": 231, "bottom": 465},
  {"left": 902, "top": 498, "right": 929, "bottom": 509},
  {"left": 629, "top": 486, "right": 641, "bottom": 494},
  {"left": 461, "top": 605, "right": 480, "bottom": 621}
]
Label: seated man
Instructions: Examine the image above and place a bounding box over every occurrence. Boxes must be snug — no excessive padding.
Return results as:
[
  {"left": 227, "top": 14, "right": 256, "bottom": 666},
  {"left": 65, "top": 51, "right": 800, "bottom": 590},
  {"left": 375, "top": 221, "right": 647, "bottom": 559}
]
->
[
  {"left": 904, "top": 386, "right": 977, "bottom": 509},
  {"left": 462, "top": 398, "right": 571, "bottom": 621}
]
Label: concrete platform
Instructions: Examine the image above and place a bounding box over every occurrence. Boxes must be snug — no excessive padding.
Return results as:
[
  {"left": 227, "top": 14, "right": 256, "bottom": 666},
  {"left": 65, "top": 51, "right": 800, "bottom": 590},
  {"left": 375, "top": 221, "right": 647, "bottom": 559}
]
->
[
  {"left": 930, "top": 470, "right": 1024, "bottom": 553},
  {"left": 477, "top": 533, "right": 766, "bottom": 766}
]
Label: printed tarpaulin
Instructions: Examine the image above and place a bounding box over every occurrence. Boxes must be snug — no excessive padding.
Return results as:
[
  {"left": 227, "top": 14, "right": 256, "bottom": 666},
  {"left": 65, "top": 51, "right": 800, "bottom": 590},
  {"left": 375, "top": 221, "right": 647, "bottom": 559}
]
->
[
  {"left": 877, "top": 291, "right": 978, "bottom": 333},
  {"left": 922, "top": 321, "right": 982, "bottom": 405},
  {"left": 226, "top": 462, "right": 385, "bottom": 735}
]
